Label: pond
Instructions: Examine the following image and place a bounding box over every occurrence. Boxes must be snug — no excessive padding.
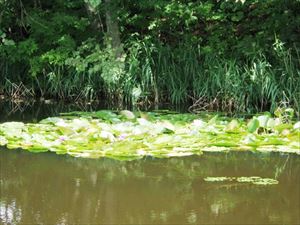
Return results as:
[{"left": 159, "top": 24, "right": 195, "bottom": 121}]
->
[{"left": 0, "top": 101, "right": 299, "bottom": 224}]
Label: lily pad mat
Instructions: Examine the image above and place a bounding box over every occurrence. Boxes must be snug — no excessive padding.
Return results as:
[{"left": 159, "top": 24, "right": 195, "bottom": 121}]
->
[{"left": 0, "top": 110, "right": 299, "bottom": 160}]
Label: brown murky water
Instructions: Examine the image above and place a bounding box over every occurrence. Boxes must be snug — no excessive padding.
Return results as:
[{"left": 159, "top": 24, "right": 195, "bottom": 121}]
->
[
  {"left": 1, "top": 150, "right": 300, "bottom": 224},
  {"left": 0, "top": 101, "right": 300, "bottom": 224}
]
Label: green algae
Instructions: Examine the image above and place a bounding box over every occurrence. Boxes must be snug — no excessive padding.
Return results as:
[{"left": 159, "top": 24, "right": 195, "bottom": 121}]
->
[{"left": 0, "top": 110, "right": 299, "bottom": 160}]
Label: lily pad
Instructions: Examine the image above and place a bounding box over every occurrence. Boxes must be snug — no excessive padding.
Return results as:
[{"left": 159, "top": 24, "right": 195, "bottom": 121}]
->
[
  {"left": 0, "top": 110, "right": 299, "bottom": 160},
  {"left": 247, "top": 118, "right": 259, "bottom": 133},
  {"left": 204, "top": 176, "right": 279, "bottom": 185}
]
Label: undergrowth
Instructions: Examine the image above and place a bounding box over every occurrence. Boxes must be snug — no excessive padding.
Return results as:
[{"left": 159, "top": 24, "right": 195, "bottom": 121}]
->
[{"left": 1, "top": 39, "right": 299, "bottom": 115}]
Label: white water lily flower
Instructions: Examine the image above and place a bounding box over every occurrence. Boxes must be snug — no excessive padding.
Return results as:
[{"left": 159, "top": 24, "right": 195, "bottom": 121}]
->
[
  {"left": 97, "top": 122, "right": 111, "bottom": 131},
  {"left": 274, "top": 118, "right": 281, "bottom": 126},
  {"left": 55, "top": 120, "right": 68, "bottom": 127},
  {"left": 132, "top": 126, "right": 147, "bottom": 135},
  {"left": 31, "top": 134, "right": 46, "bottom": 141},
  {"left": 21, "top": 133, "right": 31, "bottom": 141},
  {"left": 86, "top": 127, "right": 98, "bottom": 135},
  {"left": 148, "top": 127, "right": 160, "bottom": 135},
  {"left": 189, "top": 129, "right": 199, "bottom": 136},
  {"left": 293, "top": 121, "right": 300, "bottom": 130},
  {"left": 118, "top": 133, "right": 129, "bottom": 140},
  {"left": 0, "top": 122, "right": 25, "bottom": 137},
  {"left": 242, "top": 134, "right": 256, "bottom": 144},
  {"left": 71, "top": 118, "right": 90, "bottom": 131},
  {"left": 257, "top": 115, "right": 269, "bottom": 128},
  {"left": 192, "top": 119, "right": 207, "bottom": 128},
  {"left": 58, "top": 136, "right": 69, "bottom": 142},
  {"left": 220, "top": 121, "right": 228, "bottom": 125},
  {"left": 206, "top": 125, "right": 219, "bottom": 133},
  {"left": 137, "top": 118, "right": 151, "bottom": 126},
  {"left": 137, "top": 150, "right": 147, "bottom": 156},
  {"left": 0, "top": 136, "right": 8, "bottom": 145},
  {"left": 29, "top": 134, "right": 56, "bottom": 148},
  {"left": 113, "top": 122, "right": 134, "bottom": 132},
  {"left": 154, "top": 135, "right": 173, "bottom": 144},
  {"left": 159, "top": 121, "right": 175, "bottom": 132},
  {"left": 51, "top": 140, "right": 62, "bottom": 146},
  {"left": 173, "top": 135, "right": 182, "bottom": 141},
  {"left": 100, "top": 131, "right": 115, "bottom": 142}
]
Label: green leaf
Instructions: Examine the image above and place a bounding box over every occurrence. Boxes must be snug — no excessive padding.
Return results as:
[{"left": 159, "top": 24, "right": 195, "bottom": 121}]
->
[
  {"left": 231, "top": 12, "right": 244, "bottom": 22},
  {"left": 284, "top": 108, "right": 294, "bottom": 118},
  {"left": 160, "top": 121, "right": 175, "bottom": 134},
  {"left": 247, "top": 118, "right": 259, "bottom": 133},
  {"left": 84, "top": 0, "right": 101, "bottom": 8},
  {"left": 119, "top": 110, "right": 135, "bottom": 120},
  {"left": 3, "top": 39, "right": 15, "bottom": 46},
  {"left": 274, "top": 124, "right": 293, "bottom": 132},
  {"left": 225, "top": 119, "right": 240, "bottom": 132},
  {"left": 208, "top": 115, "right": 218, "bottom": 125}
]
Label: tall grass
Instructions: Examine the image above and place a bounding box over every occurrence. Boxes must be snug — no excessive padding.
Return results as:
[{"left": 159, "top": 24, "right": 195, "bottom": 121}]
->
[
  {"left": 124, "top": 40, "right": 300, "bottom": 114},
  {"left": 1, "top": 40, "right": 299, "bottom": 114}
]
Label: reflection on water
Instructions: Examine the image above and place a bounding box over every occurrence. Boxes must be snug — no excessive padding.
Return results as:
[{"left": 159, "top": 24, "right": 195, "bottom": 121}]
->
[
  {"left": 0, "top": 101, "right": 300, "bottom": 224},
  {"left": 0, "top": 149, "right": 299, "bottom": 224},
  {"left": 0, "top": 201, "right": 22, "bottom": 224},
  {"left": 0, "top": 100, "right": 189, "bottom": 123},
  {"left": 0, "top": 100, "right": 106, "bottom": 123}
]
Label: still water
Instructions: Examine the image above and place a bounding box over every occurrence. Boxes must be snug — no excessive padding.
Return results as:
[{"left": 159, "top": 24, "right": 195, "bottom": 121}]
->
[{"left": 0, "top": 101, "right": 300, "bottom": 224}]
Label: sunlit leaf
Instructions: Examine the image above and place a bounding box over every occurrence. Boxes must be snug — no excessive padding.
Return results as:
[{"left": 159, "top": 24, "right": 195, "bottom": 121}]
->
[
  {"left": 225, "top": 119, "right": 240, "bottom": 132},
  {"left": 84, "top": 0, "right": 101, "bottom": 8},
  {"left": 247, "top": 118, "right": 259, "bottom": 133},
  {"left": 120, "top": 110, "right": 135, "bottom": 120}
]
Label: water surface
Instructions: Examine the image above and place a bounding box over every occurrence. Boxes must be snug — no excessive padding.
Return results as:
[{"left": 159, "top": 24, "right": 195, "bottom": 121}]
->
[{"left": 0, "top": 101, "right": 300, "bottom": 224}]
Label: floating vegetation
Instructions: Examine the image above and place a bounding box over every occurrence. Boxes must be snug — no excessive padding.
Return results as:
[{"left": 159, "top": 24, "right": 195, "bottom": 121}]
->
[
  {"left": 0, "top": 110, "right": 299, "bottom": 160},
  {"left": 204, "top": 176, "right": 279, "bottom": 185}
]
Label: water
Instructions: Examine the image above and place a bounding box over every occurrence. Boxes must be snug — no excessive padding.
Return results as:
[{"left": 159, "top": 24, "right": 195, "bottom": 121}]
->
[
  {"left": 0, "top": 100, "right": 105, "bottom": 123},
  {"left": 0, "top": 101, "right": 300, "bottom": 224}
]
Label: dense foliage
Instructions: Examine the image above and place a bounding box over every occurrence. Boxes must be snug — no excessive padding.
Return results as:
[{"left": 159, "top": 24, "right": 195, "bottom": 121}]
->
[{"left": 1, "top": 0, "right": 300, "bottom": 112}]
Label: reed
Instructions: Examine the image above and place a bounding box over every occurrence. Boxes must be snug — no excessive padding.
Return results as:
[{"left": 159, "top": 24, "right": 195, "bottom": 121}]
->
[
  {"left": 1, "top": 41, "right": 299, "bottom": 114},
  {"left": 123, "top": 41, "right": 300, "bottom": 114}
]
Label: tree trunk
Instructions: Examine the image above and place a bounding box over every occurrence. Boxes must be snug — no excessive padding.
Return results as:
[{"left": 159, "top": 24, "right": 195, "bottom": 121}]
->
[
  {"left": 105, "top": 0, "right": 122, "bottom": 57},
  {"left": 85, "top": 2, "right": 104, "bottom": 34}
]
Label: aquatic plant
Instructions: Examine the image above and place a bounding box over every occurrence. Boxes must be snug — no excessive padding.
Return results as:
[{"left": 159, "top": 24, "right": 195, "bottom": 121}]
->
[
  {"left": 204, "top": 176, "right": 279, "bottom": 185},
  {"left": 0, "top": 110, "right": 299, "bottom": 160}
]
